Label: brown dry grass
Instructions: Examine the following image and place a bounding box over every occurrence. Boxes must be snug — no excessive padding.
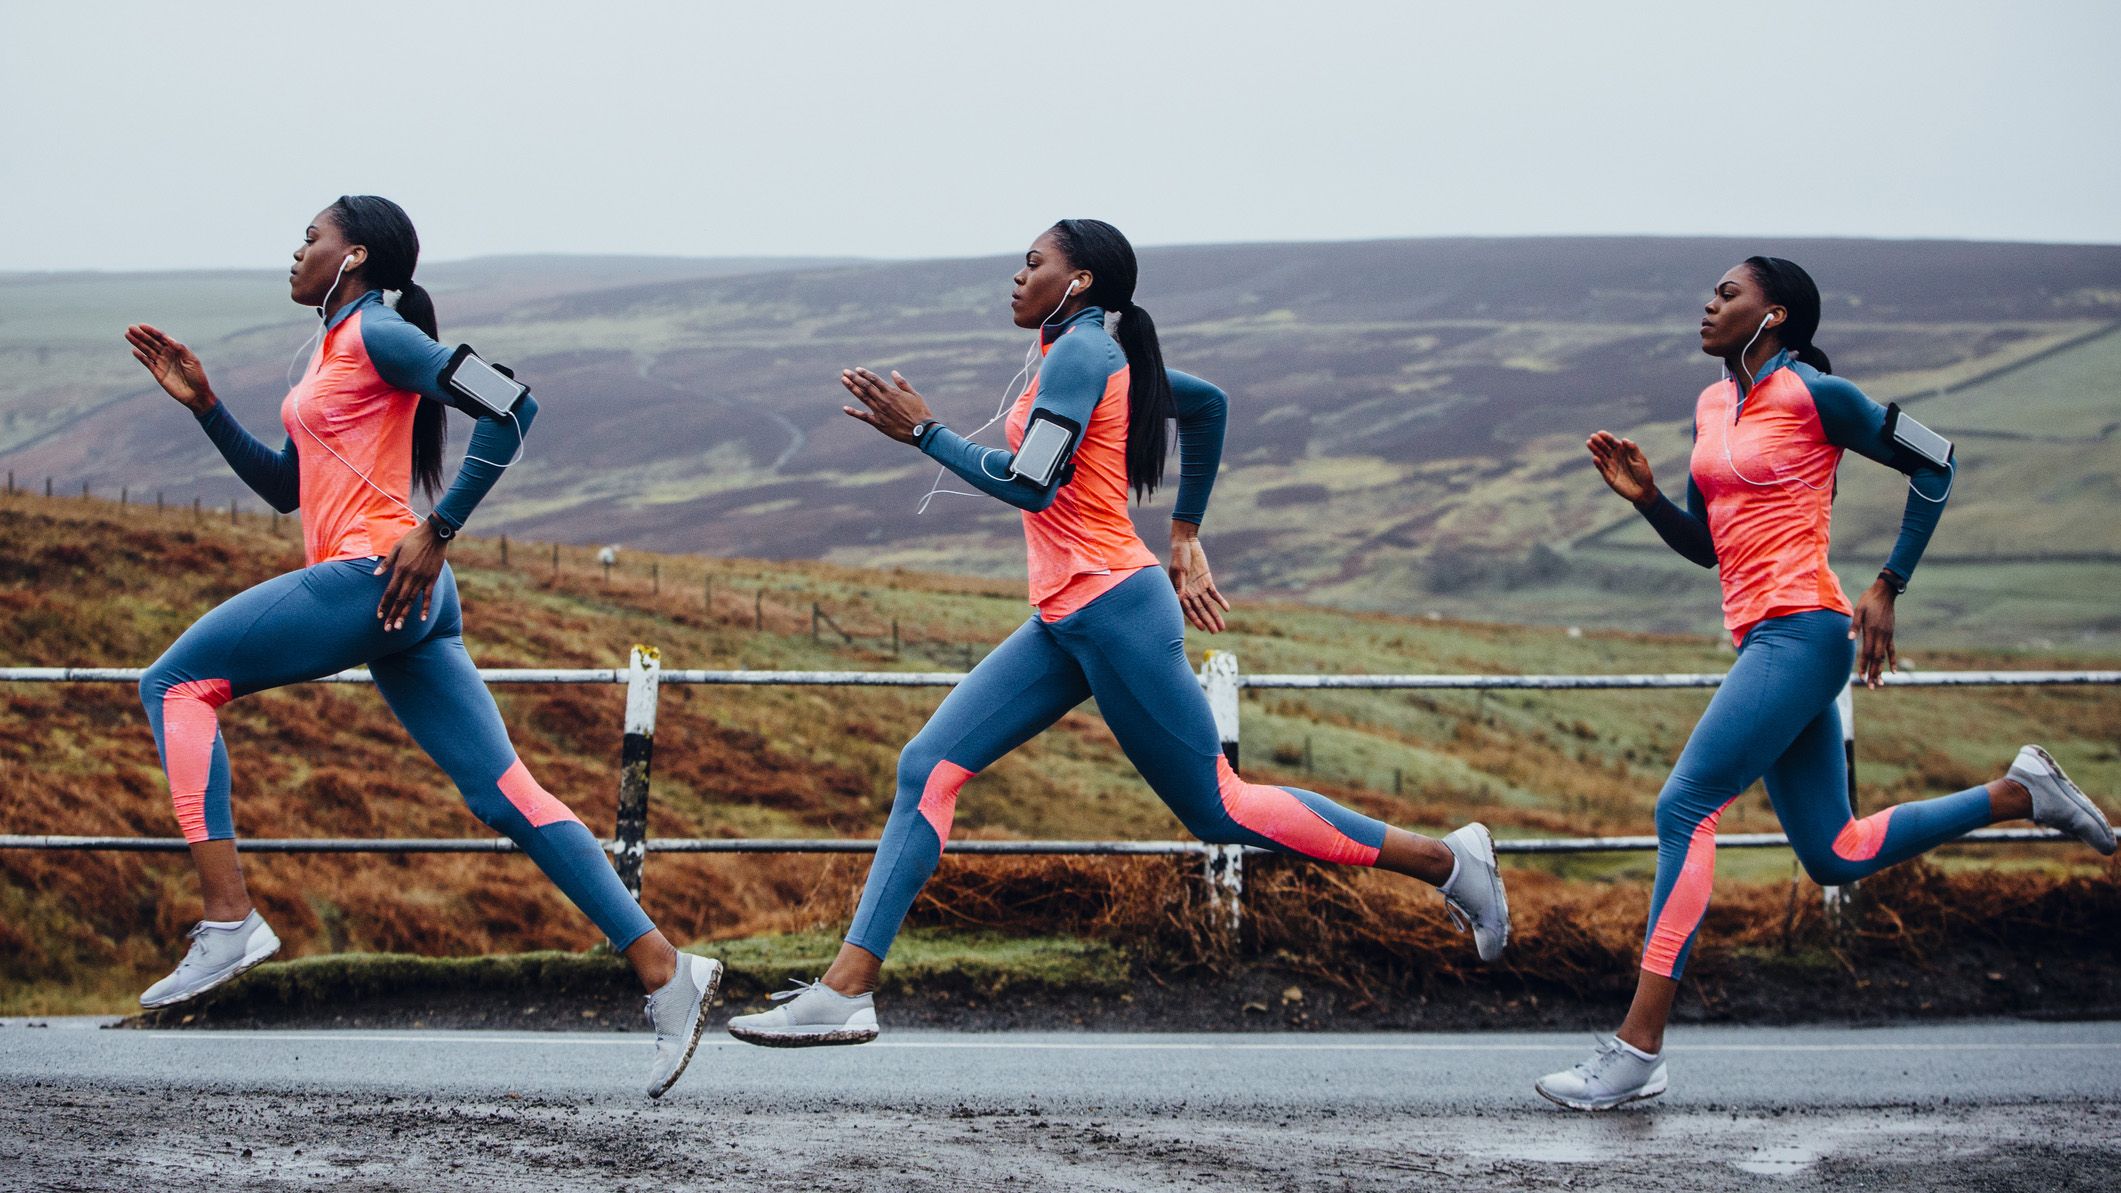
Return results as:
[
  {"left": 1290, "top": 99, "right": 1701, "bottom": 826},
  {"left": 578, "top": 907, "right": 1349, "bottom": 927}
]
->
[{"left": 2, "top": 491, "right": 2116, "bottom": 1014}]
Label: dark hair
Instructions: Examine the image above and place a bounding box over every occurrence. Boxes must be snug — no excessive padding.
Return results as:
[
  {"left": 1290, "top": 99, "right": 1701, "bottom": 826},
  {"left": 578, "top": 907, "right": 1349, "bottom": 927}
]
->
[
  {"left": 1047, "top": 219, "right": 1173, "bottom": 500},
  {"left": 1743, "top": 255, "right": 1832, "bottom": 374},
  {"left": 327, "top": 194, "right": 447, "bottom": 498}
]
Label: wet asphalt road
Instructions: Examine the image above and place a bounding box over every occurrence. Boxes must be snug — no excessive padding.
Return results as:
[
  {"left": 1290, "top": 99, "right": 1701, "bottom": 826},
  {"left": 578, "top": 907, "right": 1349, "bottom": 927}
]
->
[{"left": 4, "top": 1019, "right": 2119, "bottom": 1190}]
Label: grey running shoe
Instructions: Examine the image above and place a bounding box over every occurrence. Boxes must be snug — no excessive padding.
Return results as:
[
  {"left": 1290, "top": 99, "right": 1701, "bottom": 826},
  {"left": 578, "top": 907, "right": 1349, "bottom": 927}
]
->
[
  {"left": 1440, "top": 823, "right": 1510, "bottom": 962},
  {"left": 644, "top": 952, "right": 724, "bottom": 1098},
  {"left": 727, "top": 978, "right": 879, "bottom": 1047},
  {"left": 139, "top": 910, "right": 281, "bottom": 1009},
  {"left": 1535, "top": 1037, "right": 1669, "bottom": 1111},
  {"left": 2012, "top": 745, "right": 2116, "bottom": 856}
]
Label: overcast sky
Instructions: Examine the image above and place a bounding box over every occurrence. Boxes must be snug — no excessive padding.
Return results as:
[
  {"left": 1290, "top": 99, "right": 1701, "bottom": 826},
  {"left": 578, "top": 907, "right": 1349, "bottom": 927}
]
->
[{"left": 4, "top": 0, "right": 2115, "bottom": 272}]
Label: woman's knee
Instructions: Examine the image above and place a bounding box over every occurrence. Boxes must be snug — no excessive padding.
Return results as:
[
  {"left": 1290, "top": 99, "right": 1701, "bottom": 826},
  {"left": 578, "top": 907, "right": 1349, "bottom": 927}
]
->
[
  {"left": 138, "top": 655, "right": 181, "bottom": 709},
  {"left": 1654, "top": 783, "right": 1717, "bottom": 842},
  {"left": 894, "top": 737, "right": 950, "bottom": 799},
  {"left": 1791, "top": 845, "right": 1865, "bottom": 887}
]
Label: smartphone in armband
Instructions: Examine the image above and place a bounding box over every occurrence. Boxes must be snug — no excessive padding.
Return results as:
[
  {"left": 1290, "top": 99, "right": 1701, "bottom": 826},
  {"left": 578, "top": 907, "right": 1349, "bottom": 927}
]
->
[
  {"left": 441, "top": 345, "right": 528, "bottom": 418},
  {"left": 1010, "top": 411, "right": 1082, "bottom": 485},
  {"left": 1884, "top": 403, "right": 1953, "bottom": 469}
]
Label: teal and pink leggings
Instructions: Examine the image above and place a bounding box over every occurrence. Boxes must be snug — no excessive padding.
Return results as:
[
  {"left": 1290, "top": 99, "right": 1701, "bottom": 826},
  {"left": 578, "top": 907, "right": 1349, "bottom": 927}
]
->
[
  {"left": 1642, "top": 609, "right": 1994, "bottom": 979},
  {"left": 846, "top": 567, "right": 1389, "bottom": 959},
  {"left": 140, "top": 558, "right": 653, "bottom": 949}
]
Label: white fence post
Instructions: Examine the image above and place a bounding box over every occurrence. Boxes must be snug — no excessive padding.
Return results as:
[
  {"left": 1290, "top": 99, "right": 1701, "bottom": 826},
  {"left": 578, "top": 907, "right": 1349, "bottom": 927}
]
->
[
  {"left": 1823, "top": 678, "right": 1857, "bottom": 924},
  {"left": 614, "top": 644, "right": 661, "bottom": 900},
  {"left": 1198, "top": 650, "right": 1245, "bottom": 938},
  {"left": 1201, "top": 650, "right": 1242, "bottom": 770}
]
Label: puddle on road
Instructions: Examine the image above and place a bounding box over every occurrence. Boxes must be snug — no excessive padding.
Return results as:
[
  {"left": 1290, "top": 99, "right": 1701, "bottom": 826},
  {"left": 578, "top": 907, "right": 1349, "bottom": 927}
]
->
[{"left": 1437, "top": 1109, "right": 1980, "bottom": 1179}]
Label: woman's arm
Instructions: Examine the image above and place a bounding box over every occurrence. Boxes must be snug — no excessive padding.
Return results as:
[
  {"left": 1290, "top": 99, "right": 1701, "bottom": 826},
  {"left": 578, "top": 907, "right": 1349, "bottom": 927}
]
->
[
  {"left": 360, "top": 311, "right": 536, "bottom": 631},
  {"left": 842, "top": 331, "right": 1114, "bottom": 513},
  {"left": 1807, "top": 374, "right": 1951, "bottom": 588},
  {"left": 361, "top": 312, "right": 533, "bottom": 533},
  {"left": 1164, "top": 369, "right": 1231, "bottom": 631},
  {"left": 1587, "top": 430, "right": 1716, "bottom": 568},
  {"left": 125, "top": 323, "right": 300, "bottom": 512},
  {"left": 1807, "top": 372, "right": 1953, "bottom": 688},
  {"left": 1167, "top": 369, "right": 1226, "bottom": 526},
  {"left": 196, "top": 404, "right": 302, "bottom": 513}
]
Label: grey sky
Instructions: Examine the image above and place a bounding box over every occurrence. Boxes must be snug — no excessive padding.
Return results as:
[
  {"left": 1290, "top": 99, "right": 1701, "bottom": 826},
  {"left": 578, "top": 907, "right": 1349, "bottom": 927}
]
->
[{"left": 4, "top": 0, "right": 2115, "bottom": 272}]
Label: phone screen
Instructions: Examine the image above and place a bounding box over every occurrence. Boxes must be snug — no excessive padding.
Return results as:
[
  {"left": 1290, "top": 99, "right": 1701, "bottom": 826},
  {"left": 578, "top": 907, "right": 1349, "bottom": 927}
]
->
[
  {"left": 1011, "top": 418, "right": 1072, "bottom": 484},
  {"left": 449, "top": 353, "right": 525, "bottom": 415},
  {"left": 1892, "top": 413, "right": 1952, "bottom": 467}
]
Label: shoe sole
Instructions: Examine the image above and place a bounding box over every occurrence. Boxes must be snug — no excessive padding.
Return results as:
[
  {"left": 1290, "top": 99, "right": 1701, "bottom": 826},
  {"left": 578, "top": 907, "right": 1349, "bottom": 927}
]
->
[
  {"left": 1459, "top": 823, "right": 1511, "bottom": 963},
  {"left": 726, "top": 1023, "right": 879, "bottom": 1048},
  {"left": 139, "top": 931, "right": 282, "bottom": 1011},
  {"left": 2024, "top": 746, "right": 2117, "bottom": 856},
  {"left": 647, "top": 957, "right": 724, "bottom": 1099},
  {"left": 1533, "top": 1076, "right": 1669, "bottom": 1112}
]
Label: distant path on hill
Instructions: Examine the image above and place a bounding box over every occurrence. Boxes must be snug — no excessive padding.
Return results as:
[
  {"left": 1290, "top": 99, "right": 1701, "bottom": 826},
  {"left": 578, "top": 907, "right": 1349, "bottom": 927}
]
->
[{"left": 5, "top": 1019, "right": 2117, "bottom": 1190}]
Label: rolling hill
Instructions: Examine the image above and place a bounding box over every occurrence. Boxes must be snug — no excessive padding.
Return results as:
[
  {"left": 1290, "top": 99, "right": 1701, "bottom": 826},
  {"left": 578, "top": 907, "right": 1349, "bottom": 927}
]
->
[{"left": 4, "top": 236, "right": 2116, "bottom": 647}]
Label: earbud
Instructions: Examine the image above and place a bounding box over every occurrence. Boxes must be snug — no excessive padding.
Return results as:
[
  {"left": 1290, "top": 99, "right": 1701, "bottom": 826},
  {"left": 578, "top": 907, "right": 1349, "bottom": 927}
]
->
[
  {"left": 1066, "top": 280, "right": 1080, "bottom": 294},
  {"left": 1759, "top": 314, "right": 1775, "bottom": 329}
]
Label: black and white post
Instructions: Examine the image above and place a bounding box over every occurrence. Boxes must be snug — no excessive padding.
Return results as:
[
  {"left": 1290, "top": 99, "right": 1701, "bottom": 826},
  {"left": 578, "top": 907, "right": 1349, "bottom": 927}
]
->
[{"left": 613, "top": 645, "right": 661, "bottom": 900}]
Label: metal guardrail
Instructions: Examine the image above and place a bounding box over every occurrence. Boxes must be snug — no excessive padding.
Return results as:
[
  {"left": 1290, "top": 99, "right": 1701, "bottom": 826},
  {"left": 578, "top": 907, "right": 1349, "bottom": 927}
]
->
[{"left": 1, "top": 654, "right": 2112, "bottom": 933}]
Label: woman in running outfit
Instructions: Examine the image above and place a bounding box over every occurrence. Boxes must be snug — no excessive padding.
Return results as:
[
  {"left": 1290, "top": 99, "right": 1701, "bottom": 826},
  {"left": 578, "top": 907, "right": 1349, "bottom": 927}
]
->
[
  {"left": 1536, "top": 256, "right": 2117, "bottom": 1110},
  {"left": 124, "top": 196, "right": 720, "bottom": 1097},
  {"left": 727, "top": 219, "right": 1510, "bottom": 1045}
]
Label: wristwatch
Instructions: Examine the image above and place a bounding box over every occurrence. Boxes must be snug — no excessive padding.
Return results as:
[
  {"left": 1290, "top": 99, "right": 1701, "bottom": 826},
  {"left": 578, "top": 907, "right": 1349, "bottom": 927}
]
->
[
  {"left": 426, "top": 513, "right": 459, "bottom": 543},
  {"left": 1877, "top": 568, "right": 1907, "bottom": 595},
  {"left": 909, "top": 419, "right": 942, "bottom": 446}
]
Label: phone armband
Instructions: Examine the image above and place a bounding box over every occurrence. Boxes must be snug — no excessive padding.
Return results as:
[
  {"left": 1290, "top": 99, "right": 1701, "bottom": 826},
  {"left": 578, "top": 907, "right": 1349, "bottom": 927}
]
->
[
  {"left": 440, "top": 345, "right": 529, "bottom": 418},
  {"left": 1010, "top": 410, "right": 1083, "bottom": 486},
  {"left": 1884, "top": 403, "right": 1953, "bottom": 469}
]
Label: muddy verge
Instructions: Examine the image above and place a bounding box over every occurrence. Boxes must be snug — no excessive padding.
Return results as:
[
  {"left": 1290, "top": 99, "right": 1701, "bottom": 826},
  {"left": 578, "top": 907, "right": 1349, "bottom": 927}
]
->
[{"left": 112, "top": 936, "right": 2121, "bottom": 1034}]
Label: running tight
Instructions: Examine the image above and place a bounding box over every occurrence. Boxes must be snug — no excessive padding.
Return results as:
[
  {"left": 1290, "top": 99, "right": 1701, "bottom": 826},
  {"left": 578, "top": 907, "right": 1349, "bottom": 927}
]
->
[
  {"left": 846, "top": 567, "right": 1390, "bottom": 959},
  {"left": 139, "top": 559, "right": 653, "bottom": 949},
  {"left": 1642, "top": 609, "right": 1993, "bottom": 979}
]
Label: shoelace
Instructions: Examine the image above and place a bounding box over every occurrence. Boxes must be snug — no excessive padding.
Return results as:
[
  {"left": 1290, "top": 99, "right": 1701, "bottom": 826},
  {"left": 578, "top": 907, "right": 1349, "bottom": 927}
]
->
[
  {"left": 768, "top": 978, "right": 824, "bottom": 1003},
  {"left": 1575, "top": 1037, "right": 1635, "bottom": 1079}
]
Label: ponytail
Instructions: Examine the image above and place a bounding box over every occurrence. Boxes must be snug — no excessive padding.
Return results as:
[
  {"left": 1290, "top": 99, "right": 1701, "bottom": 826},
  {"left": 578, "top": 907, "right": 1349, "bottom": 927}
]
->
[
  {"left": 1114, "top": 301, "right": 1174, "bottom": 500},
  {"left": 328, "top": 195, "right": 448, "bottom": 498},
  {"left": 395, "top": 280, "right": 438, "bottom": 340},
  {"left": 1047, "top": 219, "right": 1174, "bottom": 500},
  {"left": 1744, "top": 255, "right": 1833, "bottom": 375}
]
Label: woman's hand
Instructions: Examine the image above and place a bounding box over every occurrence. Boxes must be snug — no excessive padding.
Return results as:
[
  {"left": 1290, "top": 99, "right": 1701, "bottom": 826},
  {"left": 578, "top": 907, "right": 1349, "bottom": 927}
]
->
[
  {"left": 1586, "top": 431, "right": 1658, "bottom": 507},
  {"left": 1850, "top": 579, "right": 1898, "bottom": 689},
  {"left": 124, "top": 324, "right": 216, "bottom": 415},
  {"left": 374, "top": 522, "right": 447, "bottom": 633},
  {"left": 841, "top": 367, "right": 936, "bottom": 444},
  {"left": 1168, "top": 525, "right": 1232, "bottom": 633}
]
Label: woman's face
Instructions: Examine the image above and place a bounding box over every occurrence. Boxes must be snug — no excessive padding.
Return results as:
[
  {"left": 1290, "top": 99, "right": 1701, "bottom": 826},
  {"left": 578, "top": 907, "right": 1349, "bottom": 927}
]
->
[
  {"left": 1698, "top": 263, "right": 1783, "bottom": 358},
  {"left": 1009, "top": 230, "right": 1089, "bottom": 330},
  {"left": 289, "top": 208, "right": 363, "bottom": 307}
]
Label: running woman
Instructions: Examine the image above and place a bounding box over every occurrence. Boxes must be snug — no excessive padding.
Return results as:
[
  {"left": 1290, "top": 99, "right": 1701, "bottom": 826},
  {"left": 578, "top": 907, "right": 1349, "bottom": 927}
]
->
[
  {"left": 726, "top": 219, "right": 1509, "bottom": 1046},
  {"left": 123, "top": 196, "right": 720, "bottom": 1097},
  {"left": 1536, "top": 256, "right": 2116, "bottom": 1111}
]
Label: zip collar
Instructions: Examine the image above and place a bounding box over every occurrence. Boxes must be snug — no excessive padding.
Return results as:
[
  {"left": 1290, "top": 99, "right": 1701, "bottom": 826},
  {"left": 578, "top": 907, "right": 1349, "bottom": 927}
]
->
[
  {"left": 1040, "top": 305, "right": 1105, "bottom": 355},
  {"left": 322, "top": 288, "right": 386, "bottom": 334}
]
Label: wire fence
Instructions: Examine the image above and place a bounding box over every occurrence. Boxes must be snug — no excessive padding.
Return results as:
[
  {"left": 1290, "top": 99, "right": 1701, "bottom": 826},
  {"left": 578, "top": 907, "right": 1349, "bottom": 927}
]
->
[{"left": 2, "top": 652, "right": 2113, "bottom": 934}]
